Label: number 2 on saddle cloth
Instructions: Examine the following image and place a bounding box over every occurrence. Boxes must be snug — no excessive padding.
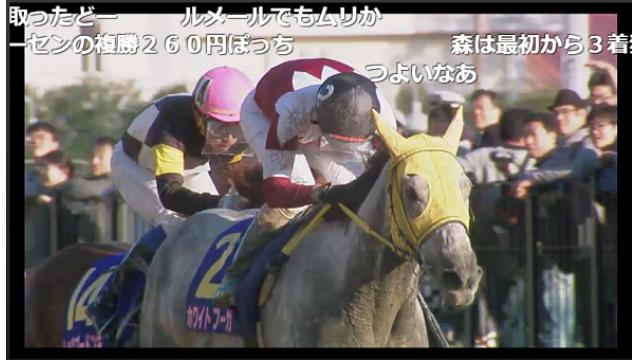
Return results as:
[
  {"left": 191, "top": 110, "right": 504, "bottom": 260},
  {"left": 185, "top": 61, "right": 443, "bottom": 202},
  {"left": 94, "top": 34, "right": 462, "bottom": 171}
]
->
[{"left": 185, "top": 217, "right": 253, "bottom": 336}]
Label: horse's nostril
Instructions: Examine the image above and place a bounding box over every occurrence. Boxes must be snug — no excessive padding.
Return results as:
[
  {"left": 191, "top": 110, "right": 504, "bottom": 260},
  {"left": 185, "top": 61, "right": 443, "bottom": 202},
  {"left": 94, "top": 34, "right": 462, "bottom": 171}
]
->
[{"left": 442, "top": 270, "right": 463, "bottom": 289}]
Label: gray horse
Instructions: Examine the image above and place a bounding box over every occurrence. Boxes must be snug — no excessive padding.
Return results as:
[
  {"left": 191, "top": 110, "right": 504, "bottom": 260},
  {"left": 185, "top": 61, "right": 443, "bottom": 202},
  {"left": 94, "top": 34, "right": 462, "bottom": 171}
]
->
[{"left": 140, "top": 109, "right": 482, "bottom": 347}]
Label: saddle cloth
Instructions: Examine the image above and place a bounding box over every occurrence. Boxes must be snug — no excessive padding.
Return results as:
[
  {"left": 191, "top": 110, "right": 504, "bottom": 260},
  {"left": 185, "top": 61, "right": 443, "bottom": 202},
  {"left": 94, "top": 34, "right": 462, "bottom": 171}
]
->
[
  {"left": 62, "top": 253, "right": 145, "bottom": 348},
  {"left": 64, "top": 214, "right": 304, "bottom": 347},
  {"left": 186, "top": 216, "right": 305, "bottom": 342}
]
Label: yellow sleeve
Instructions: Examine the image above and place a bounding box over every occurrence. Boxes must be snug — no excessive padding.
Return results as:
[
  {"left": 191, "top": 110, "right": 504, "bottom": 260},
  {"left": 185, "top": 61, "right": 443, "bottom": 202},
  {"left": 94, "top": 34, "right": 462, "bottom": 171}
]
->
[{"left": 152, "top": 144, "right": 184, "bottom": 176}]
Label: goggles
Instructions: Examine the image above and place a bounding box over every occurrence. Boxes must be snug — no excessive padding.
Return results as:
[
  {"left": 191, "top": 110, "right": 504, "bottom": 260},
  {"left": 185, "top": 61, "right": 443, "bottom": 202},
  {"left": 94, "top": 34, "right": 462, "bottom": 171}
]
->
[{"left": 202, "top": 120, "right": 248, "bottom": 157}]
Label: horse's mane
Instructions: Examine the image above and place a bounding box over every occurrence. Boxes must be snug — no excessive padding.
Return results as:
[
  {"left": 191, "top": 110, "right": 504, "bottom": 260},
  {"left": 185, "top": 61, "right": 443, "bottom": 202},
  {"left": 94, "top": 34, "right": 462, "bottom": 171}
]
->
[{"left": 323, "top": 149, "right": 390, "bottom": 221}]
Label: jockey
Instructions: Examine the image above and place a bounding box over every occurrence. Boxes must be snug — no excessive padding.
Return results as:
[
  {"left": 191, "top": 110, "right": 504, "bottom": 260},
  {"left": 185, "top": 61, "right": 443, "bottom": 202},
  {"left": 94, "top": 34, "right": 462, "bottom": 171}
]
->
[
  {"left": 87, "top": 66, "right": 254, "bottom": 339},
  {"left": 212, "top": 58, "right": 397, "bottom": 305}
]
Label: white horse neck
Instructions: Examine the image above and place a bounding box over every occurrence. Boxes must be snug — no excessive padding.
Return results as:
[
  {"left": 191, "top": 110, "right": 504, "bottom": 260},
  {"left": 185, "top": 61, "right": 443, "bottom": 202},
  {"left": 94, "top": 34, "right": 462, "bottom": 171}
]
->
[
  {"left": 342, "top": 162, "right": 415, "bottom": 282},
  {"left": 264, "top": 163, "right": 422, "bottom": 346}
]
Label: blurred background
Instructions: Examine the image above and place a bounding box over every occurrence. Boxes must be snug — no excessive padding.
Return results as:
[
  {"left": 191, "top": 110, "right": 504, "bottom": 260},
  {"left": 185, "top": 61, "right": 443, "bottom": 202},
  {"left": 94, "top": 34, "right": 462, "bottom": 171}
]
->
[
  {"left": 24, "top": 13, "right": 617, "bottom": 156},
  {"left": 24, "top": 13, "right": 618, "bottom": 348}
]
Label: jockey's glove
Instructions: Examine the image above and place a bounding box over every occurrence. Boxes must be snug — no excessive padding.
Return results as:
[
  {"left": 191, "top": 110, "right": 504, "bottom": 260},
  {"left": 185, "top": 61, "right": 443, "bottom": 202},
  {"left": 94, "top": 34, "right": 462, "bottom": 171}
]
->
[
  {"left": 310, "top": 182, "right": 333, "bottom": 203},
  {"left": 317, "top": 184, "right": 343, "bottom": 205}
]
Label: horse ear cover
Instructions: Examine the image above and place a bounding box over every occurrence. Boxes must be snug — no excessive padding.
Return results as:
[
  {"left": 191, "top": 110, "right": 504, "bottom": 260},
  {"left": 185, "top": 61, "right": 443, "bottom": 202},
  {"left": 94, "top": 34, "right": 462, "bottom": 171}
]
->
[
  {"left": 372, "top": 109, "right": 405, "bottom": 159},
  {"left": 371, "top": 109, "right": 470, "bottom": 250}
]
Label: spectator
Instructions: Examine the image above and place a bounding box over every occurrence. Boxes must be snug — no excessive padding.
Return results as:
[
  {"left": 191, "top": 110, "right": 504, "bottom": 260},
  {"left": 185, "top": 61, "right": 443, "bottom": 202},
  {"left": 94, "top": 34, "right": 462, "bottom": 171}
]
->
[
  {"left": 25, "top": 123, "right": 64, "bottom": 268},
  {"left": 512, "top": 111, "right": 598, "bottom": 199},
  {"left": 90, "top": 137, "right": 116, "bottom": 177},
  {"left": 64, "top": 137, "right": 116, "bottom": 198},
  {"left": 457, "top": 108, "right": 535, "bottom": 347},
  {"left": 459, "top": 107, "right": 535, "bottom": 231},
  {"left": 513, "top": 111, "right": 604, "bottom": 348},
  {"left": 25, "top": 151, "right": 77, "bottom": 266},
  {"left": 460, "top": 107, "right": 535, "bottom": 267},
  {"left": 588, "top": 105, "right": 617, "bottom": 347},
  {"left": 470, "top": 89, "right": 502, "bottom": 148},
  {"left": 586, "top": 60, "right": 617, "bottom": 106},
  {"left": 26, "top": 122, "right": 61, "bottom": 161},
  {"left": 548, "top": 89, "right": 592, "bottom": 148},
  {"left": 427, "top": 108, "right": 474, "bottom": 155},
  {"left": 588, "top": 106, "right": 617, "bottom": 195},
  {"left": 589, "top": 106, "right": 617, "bottom": 154},
  {"left": 39, "top": 151, "right": 73, "bottom": 189},
  {"left": 425, "top": 90, "right": 475, "bottom": 155},
  {"left": 63, "top": 137, "right": 118, "bottom": 243},
  {"left": 25, "top": 122, "right": 62, "bottom": 203},
  {"left": 26, "top": 150, "right": 73, "bottom": 209},
  {"left": 428, "top": 106, "right": 475, "bottom": 156},
  {"left": 458, "top": 108, "right": 534, "bottom": 188},
  {"left": 426, "top": 107, "right": 451, "bottom": 136}
]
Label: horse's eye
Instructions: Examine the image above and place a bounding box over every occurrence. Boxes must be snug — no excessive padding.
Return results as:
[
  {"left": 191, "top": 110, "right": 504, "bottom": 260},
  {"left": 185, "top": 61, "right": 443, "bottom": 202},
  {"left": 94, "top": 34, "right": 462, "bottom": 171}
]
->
[{"left": 404, "top": 186, "right": 420, "bottom": 201}]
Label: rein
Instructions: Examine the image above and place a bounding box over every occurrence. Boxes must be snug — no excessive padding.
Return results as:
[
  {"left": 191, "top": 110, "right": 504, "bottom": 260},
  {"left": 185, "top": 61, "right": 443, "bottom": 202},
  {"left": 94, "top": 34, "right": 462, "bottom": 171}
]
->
[
  {"left": 273, "top": 201, "right": 445, "bottom": 348},
  {"left": 280, "top": 202, "right": 416, "bottom": 262},
  {"left": 335, "top": 203, "right": 416, "bottom": 261}
]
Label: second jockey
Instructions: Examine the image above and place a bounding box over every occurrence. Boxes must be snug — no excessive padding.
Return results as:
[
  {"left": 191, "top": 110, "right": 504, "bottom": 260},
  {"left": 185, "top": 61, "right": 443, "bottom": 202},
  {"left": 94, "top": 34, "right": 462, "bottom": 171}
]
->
[
  {"left": 87, "top": 66, "right": 254, "bottom": 341},
  {"left": 212, "top": 58, "right": 397, "bottom": 305}
]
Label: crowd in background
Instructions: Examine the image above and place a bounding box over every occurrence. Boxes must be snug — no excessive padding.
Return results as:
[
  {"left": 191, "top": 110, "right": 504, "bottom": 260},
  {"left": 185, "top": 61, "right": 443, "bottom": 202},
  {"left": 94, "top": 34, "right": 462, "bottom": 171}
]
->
[
  {"left": 24, "top": 123, "right": 118, "bottom": 267},
  {"left": 414, "top": 61, "right": 618, "bottom": 348},
  {"left": 24, "top": 61, "right": 618, "bottom": 348}
]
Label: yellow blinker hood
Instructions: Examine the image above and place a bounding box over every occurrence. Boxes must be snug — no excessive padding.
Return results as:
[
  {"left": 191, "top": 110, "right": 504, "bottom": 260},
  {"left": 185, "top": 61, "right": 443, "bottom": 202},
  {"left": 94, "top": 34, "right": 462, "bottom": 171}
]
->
[{"left": 372, "top": 110, "right": 470, "bottom": 253}]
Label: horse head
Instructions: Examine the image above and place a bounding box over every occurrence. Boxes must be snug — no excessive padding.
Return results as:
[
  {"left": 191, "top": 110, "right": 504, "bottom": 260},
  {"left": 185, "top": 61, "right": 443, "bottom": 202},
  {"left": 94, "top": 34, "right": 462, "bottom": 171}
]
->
[{"left": 372, "top": 109, "right": 482, "bottom": 308}]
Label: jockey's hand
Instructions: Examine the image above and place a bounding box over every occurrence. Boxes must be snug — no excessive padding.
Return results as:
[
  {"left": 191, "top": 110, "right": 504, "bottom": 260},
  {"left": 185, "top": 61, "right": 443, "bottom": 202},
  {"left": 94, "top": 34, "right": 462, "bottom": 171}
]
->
[
  {"left": 317, "top": 183, "right": 351, "bottom": 205},
  {"left": 310, "top": 182, "right": 332, "bottom": 203}
]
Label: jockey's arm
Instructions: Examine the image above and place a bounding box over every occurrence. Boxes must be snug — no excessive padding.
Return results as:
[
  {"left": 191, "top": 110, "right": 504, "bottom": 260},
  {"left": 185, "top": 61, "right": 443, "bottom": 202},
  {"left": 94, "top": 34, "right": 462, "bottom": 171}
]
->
[
  {"left": 258, "top": 90, "right": 324, "bottom": 209},
  {"left": 259, "top": 148, "right": 320, "bottom": 209},
  {"left": 153, "top": 144, "right": 220, "bottom": 216},
  {"left": 262, "top": 177, "right": 316, "bottom": 208}
]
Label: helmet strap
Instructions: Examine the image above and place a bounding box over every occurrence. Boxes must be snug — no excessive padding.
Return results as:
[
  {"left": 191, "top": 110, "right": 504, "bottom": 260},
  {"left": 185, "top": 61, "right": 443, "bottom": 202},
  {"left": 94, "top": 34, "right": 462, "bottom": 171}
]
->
[{"left": 193, "top": 108, "right": 208, "bottom": 137}]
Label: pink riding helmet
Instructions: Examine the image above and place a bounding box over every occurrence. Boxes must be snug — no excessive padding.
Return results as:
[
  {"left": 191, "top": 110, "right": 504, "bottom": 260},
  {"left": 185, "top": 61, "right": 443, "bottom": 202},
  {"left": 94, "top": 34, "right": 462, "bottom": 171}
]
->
[{"left": 193, "top": 66, "right": 254, "bottom": 123}]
